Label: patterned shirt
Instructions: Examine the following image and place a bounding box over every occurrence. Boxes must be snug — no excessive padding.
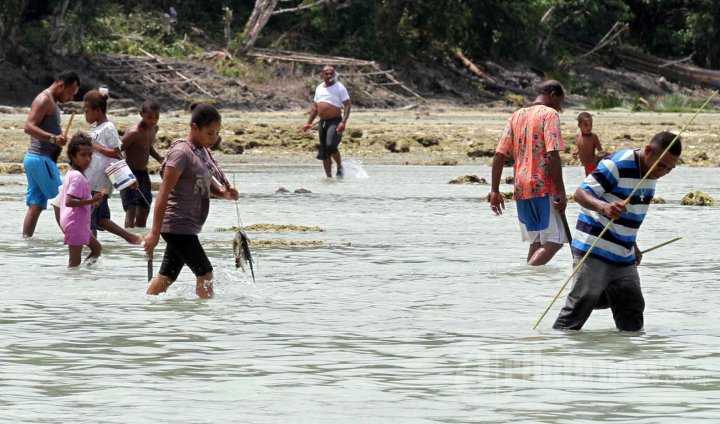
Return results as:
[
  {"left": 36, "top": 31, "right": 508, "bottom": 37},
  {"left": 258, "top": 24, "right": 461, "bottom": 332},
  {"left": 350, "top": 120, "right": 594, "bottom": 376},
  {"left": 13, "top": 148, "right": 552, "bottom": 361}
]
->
[
  {"left": 496, "top": 105, "right": 565, "bottom": 200},
  {"left": 572, "top": 149, "right": 656, "bottom": 265}
]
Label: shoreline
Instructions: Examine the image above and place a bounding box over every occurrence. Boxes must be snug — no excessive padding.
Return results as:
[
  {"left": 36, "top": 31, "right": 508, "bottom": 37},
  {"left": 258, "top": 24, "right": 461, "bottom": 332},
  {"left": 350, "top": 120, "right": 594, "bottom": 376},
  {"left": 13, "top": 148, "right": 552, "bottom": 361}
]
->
[{"left": 1, "top": 107, "right": 719, "bottom": 174}]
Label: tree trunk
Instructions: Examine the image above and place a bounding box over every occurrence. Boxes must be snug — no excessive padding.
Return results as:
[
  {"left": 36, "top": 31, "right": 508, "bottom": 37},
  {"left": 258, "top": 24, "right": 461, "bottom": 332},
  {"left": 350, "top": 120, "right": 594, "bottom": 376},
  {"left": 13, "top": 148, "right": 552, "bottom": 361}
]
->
[
  {"left": 0, "top": 0, "right": 28, "bottom": 59},
  {"left": 236, "top": 0, "right": 280, "bottom": 54}
]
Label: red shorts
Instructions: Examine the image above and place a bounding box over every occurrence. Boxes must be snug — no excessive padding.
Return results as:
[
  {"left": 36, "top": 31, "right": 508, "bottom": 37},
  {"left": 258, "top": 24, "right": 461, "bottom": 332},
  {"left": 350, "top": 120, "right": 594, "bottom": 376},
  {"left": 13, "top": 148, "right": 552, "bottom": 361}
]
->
[{"left": 584, "top": 163, "right": 596, "bottom": 176}]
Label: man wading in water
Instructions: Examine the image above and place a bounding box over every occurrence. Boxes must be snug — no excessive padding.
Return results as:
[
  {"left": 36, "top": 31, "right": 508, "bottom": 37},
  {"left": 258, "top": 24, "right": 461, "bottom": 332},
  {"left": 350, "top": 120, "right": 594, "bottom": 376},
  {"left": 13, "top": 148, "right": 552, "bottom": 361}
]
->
[
  {"left": 489, "top": 80, "right": 568, "bottom": 265},
  {"left": 553, "top": 132, "right": 681, "bottom": 332},
  {"left": 302, "top": 65, "right": 351, "bottom": 178},
  {"left": 22, "top": 71, "right": 80, "bottom": 238}
]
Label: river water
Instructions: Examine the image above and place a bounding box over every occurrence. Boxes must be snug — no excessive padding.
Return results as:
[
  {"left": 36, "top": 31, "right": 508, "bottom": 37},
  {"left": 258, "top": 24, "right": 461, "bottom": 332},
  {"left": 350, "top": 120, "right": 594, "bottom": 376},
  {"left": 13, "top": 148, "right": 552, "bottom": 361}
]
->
[{"left": 1, "top": 164, "right": 718, "bottom": 423}]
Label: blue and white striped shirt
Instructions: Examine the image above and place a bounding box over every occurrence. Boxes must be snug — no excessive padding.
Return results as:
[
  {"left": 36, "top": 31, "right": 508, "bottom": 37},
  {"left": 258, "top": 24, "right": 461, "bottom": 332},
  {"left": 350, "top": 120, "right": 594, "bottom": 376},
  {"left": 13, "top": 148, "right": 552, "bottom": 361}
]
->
[{"left": 571, "top": 149, "right": 656, "bottom": 265}]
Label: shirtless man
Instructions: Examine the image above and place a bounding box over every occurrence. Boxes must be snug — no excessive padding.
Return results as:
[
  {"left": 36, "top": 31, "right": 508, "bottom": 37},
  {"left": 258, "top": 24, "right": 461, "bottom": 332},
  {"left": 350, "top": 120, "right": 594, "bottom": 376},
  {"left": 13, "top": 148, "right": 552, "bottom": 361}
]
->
[
  {"left": 574, "top": 112, "right": 604, "bottom": 175},
  {"left": 120, "top": 100, "right": 163, "bottom": 228},
  {"left": 302, "top": 65, "right": 352, "bottom": 178},
  {"left": 22, "top": 71, "right": 80, "bottom": 238}
]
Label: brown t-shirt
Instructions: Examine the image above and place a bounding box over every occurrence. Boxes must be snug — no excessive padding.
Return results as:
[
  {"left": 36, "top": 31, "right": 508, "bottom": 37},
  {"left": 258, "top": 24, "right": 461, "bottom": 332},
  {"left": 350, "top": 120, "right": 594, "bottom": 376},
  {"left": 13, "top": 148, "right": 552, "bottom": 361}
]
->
[{"left": 160, "top": 140, "right": 212, "bottom": 235}]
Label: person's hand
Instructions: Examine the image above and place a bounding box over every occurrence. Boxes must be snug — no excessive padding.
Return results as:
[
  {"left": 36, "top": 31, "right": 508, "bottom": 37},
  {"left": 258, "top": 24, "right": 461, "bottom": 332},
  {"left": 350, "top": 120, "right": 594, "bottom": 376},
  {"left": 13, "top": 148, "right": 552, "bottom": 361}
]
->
[
  {"left": 91, "top": 191, "right": 105, "bottom": 206},
  {"left": 634, "top": 244, "right": 643, "bottom": 265},
  {"left": 302, "top": 123, "right": 313, "bottom": 132},
  {"left": 336, "top": 122, "right": 346, "bottom": 133},
  {"left": 601, "top": 201, "right": 625, "bottom": 220},
  {"left": 55, "top": 134, "right": 67, "bottom": 147},
  {"left": 223, "top": 187, "right": 239, "bottom": 201},
  {"left": 144, "top": 232, "right": 160, "bottom": 255},
  {"left": 553, "top": 194, "right": 567, "bottom": 213},
  {"left": 489, "top": 191, "right": 505, "bottom": 215}
]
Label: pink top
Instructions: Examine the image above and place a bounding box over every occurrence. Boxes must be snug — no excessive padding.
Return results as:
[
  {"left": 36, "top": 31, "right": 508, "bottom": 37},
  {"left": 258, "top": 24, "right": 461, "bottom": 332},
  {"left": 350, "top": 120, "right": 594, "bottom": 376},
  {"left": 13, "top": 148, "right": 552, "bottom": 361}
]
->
[
  {"left": 496, "top": 104, "right": 565, "bottom": 200},
  {"left": 60, "top": 169, "right": 92, "bottom": 246}
]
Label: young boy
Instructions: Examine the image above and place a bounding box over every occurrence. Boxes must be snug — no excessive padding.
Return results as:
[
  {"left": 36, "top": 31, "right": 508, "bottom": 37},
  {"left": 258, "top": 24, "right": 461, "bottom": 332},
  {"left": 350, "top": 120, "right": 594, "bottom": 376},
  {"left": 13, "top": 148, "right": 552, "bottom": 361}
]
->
[
  {"left": 574, "top": 112, "right": 604, "bottom": 175},
  {"left": 83, "top": 90, "right": 142, "bottom": 245},
  {"left": 120, "top": 100, "right": 163, "bottom": 228}
]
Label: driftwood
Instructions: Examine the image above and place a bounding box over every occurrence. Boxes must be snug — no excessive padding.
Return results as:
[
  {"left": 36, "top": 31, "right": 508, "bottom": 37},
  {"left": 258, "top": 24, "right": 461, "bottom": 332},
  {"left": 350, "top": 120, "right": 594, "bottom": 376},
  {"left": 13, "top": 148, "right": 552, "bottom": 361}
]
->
[
  {"left": 453, "top": 49, "right": 496, "bottom": 83},
  {"left": 247, "top": 47, "right": 423, "bottom": 99},
  {"left": 578, "top": 21, "right": 628, "bottom": 60},
  {"left": 615, "top": 47, "right": 720, "bottom": 90}
]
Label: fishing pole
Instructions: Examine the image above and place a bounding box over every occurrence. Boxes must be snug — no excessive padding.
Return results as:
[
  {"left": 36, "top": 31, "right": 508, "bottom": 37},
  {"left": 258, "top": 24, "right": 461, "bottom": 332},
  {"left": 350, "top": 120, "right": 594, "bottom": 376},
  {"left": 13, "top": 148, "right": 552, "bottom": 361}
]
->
[
  {"left": 533, "top": 90, "right": 717, "bottom": 330},
  {"left": 641, "top": 237, "right": 682, "bottom": 255},
  {"left": 64, "top": 112, "right": 75, "bottom": 138}
]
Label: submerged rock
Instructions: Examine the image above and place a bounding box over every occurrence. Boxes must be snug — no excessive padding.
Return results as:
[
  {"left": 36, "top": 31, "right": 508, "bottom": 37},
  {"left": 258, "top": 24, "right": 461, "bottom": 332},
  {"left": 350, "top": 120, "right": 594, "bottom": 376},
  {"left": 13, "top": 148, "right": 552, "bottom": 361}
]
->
[
  {"left": 484, "top": 191, "right": 514, "bottom": 201},
  {"left": 413, "top": 135, "right": 440, "bottom": 147},
  {"left": 681, "top": 191, "right": 714, "bottom": 206},
  {"left": 448, "top": 175, "right": 487, "bottom": 185},
  {"left": 294, "top": 188, "right": 312, "bottom": 194},
  {"left": 217, "top": 224, "right": 324, "bottom": 233}
]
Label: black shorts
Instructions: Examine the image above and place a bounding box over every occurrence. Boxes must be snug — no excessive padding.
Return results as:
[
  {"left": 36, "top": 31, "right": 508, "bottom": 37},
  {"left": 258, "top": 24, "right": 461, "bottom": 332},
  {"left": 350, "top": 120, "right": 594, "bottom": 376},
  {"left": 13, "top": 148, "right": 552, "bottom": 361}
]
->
[
  {"left": 91, "top": 192, "right": 111, "bottom": 231},
  {"left": 120, "top": 169, "right": 152, "bottom": 211},
  {"left": 158, "top": 233, "right": 213, "bottom": 281},
  {"left": 317, "top": 117, "right": 343, "bottom": 160}
]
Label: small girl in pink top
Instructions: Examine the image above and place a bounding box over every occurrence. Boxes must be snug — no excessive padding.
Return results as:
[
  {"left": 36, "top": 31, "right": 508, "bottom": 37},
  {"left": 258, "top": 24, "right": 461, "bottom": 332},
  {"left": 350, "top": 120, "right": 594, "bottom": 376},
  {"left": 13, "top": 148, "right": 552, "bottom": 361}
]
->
[{"left": 59, "top": 133, "right": 104, "bottom": 267}]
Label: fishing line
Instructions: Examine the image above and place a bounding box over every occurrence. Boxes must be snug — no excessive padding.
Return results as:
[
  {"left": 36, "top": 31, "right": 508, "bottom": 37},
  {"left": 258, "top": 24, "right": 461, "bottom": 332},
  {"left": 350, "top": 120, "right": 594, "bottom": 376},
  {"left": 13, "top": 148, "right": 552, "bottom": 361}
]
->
[{"left": 533, "top": 90, "right": 717, "bottom": 330}]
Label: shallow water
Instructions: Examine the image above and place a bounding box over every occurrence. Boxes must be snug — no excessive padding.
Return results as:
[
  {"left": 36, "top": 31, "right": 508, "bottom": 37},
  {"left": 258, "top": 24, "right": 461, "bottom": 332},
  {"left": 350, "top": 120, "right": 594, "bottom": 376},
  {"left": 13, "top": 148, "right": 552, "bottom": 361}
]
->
[{"left": 1, "top": 164, "right": 719, "bottom": 423}]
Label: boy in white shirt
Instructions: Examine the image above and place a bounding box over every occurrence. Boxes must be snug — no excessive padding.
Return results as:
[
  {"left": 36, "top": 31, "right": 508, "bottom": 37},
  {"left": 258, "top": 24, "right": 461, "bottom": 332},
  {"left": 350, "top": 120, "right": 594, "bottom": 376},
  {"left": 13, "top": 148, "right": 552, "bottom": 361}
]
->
[
  {"left": 302, "top": 65, "right": 352, "bottom": 178},
  {"left": 83, "top": 90, "right": 141, "bottom": 245}
]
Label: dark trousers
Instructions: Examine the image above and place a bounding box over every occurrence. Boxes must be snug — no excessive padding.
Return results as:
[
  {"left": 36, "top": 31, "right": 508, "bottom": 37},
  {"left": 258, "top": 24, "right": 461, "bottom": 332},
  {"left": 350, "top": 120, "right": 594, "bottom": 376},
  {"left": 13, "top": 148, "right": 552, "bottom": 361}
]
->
[{"left": 553, "top": 255, "right": 644, "bottom": 331}]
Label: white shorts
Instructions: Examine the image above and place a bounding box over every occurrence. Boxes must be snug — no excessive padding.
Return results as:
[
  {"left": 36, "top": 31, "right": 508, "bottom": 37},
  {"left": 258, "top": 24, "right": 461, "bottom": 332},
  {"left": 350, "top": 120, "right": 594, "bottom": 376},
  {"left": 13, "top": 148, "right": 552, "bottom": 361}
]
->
[{"left": 517, "top": 197, "right": 569, "bottom": 245}]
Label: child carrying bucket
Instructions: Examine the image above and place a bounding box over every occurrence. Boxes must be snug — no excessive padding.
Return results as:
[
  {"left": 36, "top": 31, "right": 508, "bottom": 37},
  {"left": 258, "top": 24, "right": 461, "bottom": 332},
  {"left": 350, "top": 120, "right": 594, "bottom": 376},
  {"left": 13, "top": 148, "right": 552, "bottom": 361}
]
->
[
  {"left": 82, "top": 90, "right": 142, "bottom": 245},
  {"left": 143, "top": 104, "right": 239, "bottom": 298},
  {"left": 58, "top": 133, "right": 104, "bottom": 267}
]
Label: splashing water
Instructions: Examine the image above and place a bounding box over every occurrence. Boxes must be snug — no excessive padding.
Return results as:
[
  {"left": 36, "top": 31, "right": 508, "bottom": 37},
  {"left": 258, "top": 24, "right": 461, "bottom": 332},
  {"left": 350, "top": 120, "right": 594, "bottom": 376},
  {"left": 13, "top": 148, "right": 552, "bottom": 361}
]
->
[{"left": 341, "top": 159, "right": 369, "bottom": 179}]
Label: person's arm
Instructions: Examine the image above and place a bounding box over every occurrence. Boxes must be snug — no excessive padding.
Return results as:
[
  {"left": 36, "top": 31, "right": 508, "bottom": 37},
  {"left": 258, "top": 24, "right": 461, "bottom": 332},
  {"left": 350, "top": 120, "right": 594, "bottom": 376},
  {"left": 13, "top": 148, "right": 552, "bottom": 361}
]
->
[
  {"left": 24, "top": 96, "right": 66, "bottom": 145},
  {"left": 303, "top": 103, "right": 318, "bottom": 131},
  {"left": 66, "top": 192, "right": 104, "bottom": 207},
  {"left": 594, "top": 134, "right": 604, "bottom": 159},
  {"left": 143, "top": 165, "right": 181, "bottom": 255},
  {"left": 337, "top": 99, "right": 352, "bottom": 133},
  {"left": 547, "top": 150, "right": 567, "bottom": 212},
  {"left": 150, "top": 146, "right": 164, "bottom": 163},
  {"left": 93, "top": 143, "right": 122, "bottom": 159},
  {"left": 489, "top": 117, "right": 514, "bottom": 215},
  {"left": 544, "top": 112, "right": 567, "bottom": 211},
  {"left": 489, "top": 152, "right": 506, "bottom": 215}
]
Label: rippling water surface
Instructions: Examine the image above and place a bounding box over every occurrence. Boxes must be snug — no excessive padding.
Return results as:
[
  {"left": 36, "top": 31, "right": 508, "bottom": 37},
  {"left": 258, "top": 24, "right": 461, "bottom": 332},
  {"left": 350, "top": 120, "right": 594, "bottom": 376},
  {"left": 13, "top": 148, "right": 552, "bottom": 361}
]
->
[{"left": 1, "top": 164, "right": 719, "bottom": 423}]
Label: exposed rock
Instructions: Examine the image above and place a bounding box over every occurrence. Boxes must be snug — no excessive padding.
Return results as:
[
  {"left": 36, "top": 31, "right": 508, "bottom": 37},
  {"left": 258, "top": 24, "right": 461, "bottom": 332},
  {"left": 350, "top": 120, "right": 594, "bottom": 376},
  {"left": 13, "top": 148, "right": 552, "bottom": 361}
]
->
[
  {"left": 245, "top": 141, "right": 266, "bottom": 149},
  {"left": 234, "top": 128, "right": 245, "bottom": 135},
  {"left": 467, "top": 148, "right": 495, "bottom": 158},
  {"left": 694, "top": 152, "right": 709, "bottom": 161},
  {"left": 294, "top": 188, "right": 312, "bottom": 194},
  {"left": 385, "top": 140, "right": 410, "bottom": 153},
  {"left": 413, "top": 135, "right": 440, "bottom": 147},
  {"left": 681, "top": 191, "right": 714, "bottom": 206},
  {"left": 651, "top": 197, "right": 666, "bottom": 204},
  {"left": 0, "top": 163, "right": 23, "bottom": 174},
  {"left": 449, "top": 174, "right": 487, "bottom": 185},
  {"left": 504, "top": 176, "right": 515, "bottom": 184},
  {"left": 0, "top": 106, "right": 17, "bottom": 114},
  {"left": 349, "top": 129, "right": 363, "bottom": 138},
  {"left": 275, "top": 187, "right": 290, "bottom": 194}
]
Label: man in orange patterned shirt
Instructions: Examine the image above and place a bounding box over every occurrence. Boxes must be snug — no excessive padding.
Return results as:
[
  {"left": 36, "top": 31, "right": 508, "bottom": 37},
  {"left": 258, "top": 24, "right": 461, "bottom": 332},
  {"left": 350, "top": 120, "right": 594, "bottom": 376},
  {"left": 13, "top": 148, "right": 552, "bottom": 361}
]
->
[{"left": 489, "top": 80, "right": 568, "bottom": 266}]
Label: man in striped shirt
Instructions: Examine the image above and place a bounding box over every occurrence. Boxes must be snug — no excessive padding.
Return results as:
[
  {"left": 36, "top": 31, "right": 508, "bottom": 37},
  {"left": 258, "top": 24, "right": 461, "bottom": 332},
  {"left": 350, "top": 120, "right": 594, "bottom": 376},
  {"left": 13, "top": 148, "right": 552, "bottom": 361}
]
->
[{"left": 553, "top": 132, "right": 681, "bottom": 331}]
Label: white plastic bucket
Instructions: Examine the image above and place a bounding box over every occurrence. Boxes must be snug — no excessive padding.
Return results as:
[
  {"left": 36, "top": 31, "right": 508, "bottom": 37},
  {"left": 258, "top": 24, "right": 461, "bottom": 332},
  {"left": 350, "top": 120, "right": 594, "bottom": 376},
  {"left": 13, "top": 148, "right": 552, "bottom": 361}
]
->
[{"left": 105, "top": 159, "right": 136, "bottom": 190}]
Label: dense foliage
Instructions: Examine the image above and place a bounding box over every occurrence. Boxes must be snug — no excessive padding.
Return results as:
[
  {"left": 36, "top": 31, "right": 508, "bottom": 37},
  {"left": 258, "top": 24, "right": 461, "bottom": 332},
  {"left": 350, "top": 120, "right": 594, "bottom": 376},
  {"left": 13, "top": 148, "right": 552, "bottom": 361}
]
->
[{"left": 2, "top": 0, "right": 719, "bottom": 69}]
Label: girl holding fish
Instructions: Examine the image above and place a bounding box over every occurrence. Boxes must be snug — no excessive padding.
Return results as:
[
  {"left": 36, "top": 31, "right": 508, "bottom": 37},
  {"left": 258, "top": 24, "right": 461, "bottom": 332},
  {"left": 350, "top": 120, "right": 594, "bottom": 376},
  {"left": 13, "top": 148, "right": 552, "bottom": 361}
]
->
[{"left": 143, "top": 104, "right": 238, "bottom": 298}]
